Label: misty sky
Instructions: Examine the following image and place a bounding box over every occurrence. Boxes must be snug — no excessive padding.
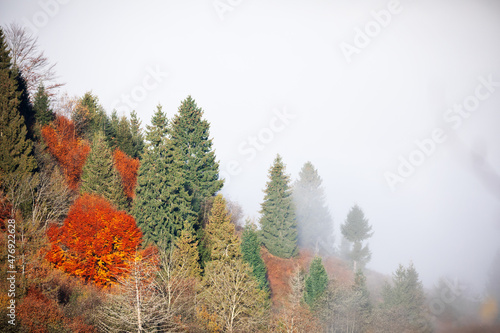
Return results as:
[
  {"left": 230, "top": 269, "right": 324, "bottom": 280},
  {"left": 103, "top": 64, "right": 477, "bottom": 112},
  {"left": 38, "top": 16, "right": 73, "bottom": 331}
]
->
[{"left": 2, "top": 0, "right": 500, "bottom": 292}]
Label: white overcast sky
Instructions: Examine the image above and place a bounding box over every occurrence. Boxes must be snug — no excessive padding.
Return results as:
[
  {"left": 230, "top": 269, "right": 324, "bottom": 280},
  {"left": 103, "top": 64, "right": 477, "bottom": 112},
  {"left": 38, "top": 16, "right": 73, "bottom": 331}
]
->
[{"left": 2, "top": 0, "right": 500, "bottom": 291}]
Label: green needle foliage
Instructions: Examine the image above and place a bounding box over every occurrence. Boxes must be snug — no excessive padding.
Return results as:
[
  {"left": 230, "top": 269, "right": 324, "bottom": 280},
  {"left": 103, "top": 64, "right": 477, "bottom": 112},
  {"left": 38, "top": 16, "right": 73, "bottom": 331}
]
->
[
  {"left": 0, "top": 28, "right": 36, "bottom": 186},
  {"left": 33, "top": 84, "right": 54, "bottom": 127},
  {"left": 169, "top": 96, "right": 223, "bottom": 214},
  {"left": 80, "top": 131, "right": 127, "bottom": 211},
  {"left": 133, "top": 105, "right": 196, "bottom": 251},
  {"left": 241, "top": 221, "right": 269, "bottom": 292},
  {"left": 304, "top": 256, "right": 328, "bottom": 308},
  {"left": 341, "top": 204, "right": 374, "bottom": 270},
  {"left": 259, "top": 154, "right": 298, "bottom": 258},
  {"left": 205, "top": 194, "right": 241, "bottom": 262}
]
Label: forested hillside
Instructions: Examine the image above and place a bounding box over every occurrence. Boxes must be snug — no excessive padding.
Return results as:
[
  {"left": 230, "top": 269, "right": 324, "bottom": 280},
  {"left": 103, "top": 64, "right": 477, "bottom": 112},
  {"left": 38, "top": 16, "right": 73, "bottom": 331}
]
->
[{"left": 0, "top": 24, "right": 499, "bottom": 333}]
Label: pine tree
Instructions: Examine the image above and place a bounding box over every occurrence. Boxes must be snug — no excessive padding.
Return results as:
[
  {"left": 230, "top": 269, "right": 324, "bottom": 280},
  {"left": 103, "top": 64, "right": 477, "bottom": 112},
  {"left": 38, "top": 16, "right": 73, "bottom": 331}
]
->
[
  {"left": 73, "top": 91, "right": 103, "bottom": 139},
  {"left": 205, "top": 194, "right": 240, "bottom": 262},
  {"left": 33, "top": 83, "right": 53, "bottom": 127},
  {"left": 241, "top": 221, "right": 269, "bottom": 292},
  {"left": 304, "top": 256, "right": 328, "bottom": 307},
  {"left": 293, "top": 161, "right": 334, "bottom": 253},
  {"left": 14, "top": 68, "right": 36, "bottom": 141},
  {"left": 170, "top": 96, "right": 223, "bottom": 214},
  {"left": 133, "top": 105, "right": 196, "bottom": 251},
  {"left": 104, "top": 109, "right": 119, "bottom": 150},
  {"left": 116, "top": 116, "right": 134, "bottom": 157},
  {"left": 172, "top": 223, "right": 201, "bottom": 279},
  {"left": 200, "top": 195, "right": 268, "bottom": 331},
  {"left": 380, "top": 262, "right": 430, "bottom": 332},
  {"left": 260, "top": 155, "right": 298, "bottom": 258},
  {"left": 341, "top": 204, "right": 373, "bottom": 270},
  {"left": 129, "top": 110, "right": 144, "bottom": 159},
  {"left": 80, "top": 131, "right": 127, "bottom": 210},
  {"left": 353, "top": 269, "right": 372, "bottom": 330},
  {"left": 0, "top": 28, "right": 37, "bottom": 186}
]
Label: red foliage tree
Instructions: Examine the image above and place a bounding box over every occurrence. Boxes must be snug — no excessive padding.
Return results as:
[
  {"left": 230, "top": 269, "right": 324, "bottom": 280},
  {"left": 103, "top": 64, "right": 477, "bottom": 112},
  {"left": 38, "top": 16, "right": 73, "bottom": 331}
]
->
[
  {"left": 41, "top": 115, "right": 90, "bottom": 190},
  {"left": 113, "top": 148, "right": 139, "bottom": 199},
  {"left": 18, "top": 286, "right": 66, "bottom": 333},
  {"left": 46, "top": 193, "right": 142, "bottom": 287},
  {"left": 18, "top": 286, "right": 96, "bottom": 333}
]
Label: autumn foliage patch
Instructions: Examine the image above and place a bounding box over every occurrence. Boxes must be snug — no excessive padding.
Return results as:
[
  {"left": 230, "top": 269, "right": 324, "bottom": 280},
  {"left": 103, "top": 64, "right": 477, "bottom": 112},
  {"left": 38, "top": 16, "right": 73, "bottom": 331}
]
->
[
  {"left": 113, "top": 148, "right": 139, "bottom": 199},
  {"left": 46, "top": 193, "right": 142, "bottom": 287},
  {"left": 42, "top": 115, "right": 90, "bottom": 190}
]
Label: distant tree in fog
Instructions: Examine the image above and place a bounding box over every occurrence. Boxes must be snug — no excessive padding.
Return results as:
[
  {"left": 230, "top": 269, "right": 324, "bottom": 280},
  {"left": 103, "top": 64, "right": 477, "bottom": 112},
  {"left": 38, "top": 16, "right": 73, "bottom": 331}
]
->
[
  {"left": 293, "top": 161, "right": 334, "bottom": 254},
  {"left": 341, "top": 205, "right": 373, "bottom": 270},
  {"left": 374, "top": 262, "right": 431, "bottom": 332},
  {"left": 486, "top": 250, "right": 500, "bottom": 323}
]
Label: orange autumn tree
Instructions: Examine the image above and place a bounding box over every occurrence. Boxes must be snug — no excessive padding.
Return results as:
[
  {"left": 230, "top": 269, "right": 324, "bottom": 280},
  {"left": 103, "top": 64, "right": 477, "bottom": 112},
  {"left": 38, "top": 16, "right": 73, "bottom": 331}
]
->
[
  {"left": 41, "top": 115, "right": 90, "bottom": 190},
  {"left": 46, "top": 193, "right": 142, "bottom": 287},
  {"left": 113, "top": 148, "right": 139, "bottom": 199}
]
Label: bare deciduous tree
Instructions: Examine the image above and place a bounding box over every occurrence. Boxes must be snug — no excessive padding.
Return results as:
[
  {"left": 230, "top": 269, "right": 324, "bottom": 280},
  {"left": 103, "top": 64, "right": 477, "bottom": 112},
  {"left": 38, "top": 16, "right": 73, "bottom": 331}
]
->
[
  {"left": 98, "top": 246, "right": 197, "bottom": 332},
  {"left": 4, "top": 23, "right": 64, "bottom": 101},
  {"left": 199, "top": 259, "right": 269, "bottom": 332}
]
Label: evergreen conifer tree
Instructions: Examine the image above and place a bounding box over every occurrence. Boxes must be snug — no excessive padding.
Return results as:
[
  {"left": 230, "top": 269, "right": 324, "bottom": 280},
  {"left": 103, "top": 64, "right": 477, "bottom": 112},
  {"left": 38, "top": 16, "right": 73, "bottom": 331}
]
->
[
  {"left": 133, "top": 105, "right": 196, "bottom": 250},
  {"left": 304, "top": 256, "right": 328, "bottom": 307},
  {"left": 260, "top": 154, "right": 298, "bottom": 258},
  {"left": 0, "top": 28, "right": 36, "bottom": 186},
  {"left": 205, "top": 194, "right": 240, "bottom": 262},
  {"left": 173, "top": 222, "right": 201, "bottom": 279},
  {"left": 169, "top": 96, "right": 223, "bottom": 213},
  {"left": 129, "top": 110, "right": 144, "bottom": 159},
  {"left": 293, "top": 161, "right": 334, "bottom": 253},
  {"left": 80, "top": 131, "right": 127, "bottom": 210},
  {"left": 353, "top": 269, "right": 372, "bottom": 329},
  {"left": 341, "top": 204, "right": 373, "bottom": 270},
  {"left": 33, "top": 83, "right": 53, "bottom": 127},
  {"left": 104, "top": 109, "right": 119, "bottom": 150},
  {"left": 241, "top": 221, "right": 269, "bottom": 292},
  {"left": 116, "top": 116, "right": 134, "bottom": 157},
  {"left": 14, "top": 68, "right": 36, "bottom": 141},
  {"left": 380, "top": 263, "right": 430, "bottom": 331}
]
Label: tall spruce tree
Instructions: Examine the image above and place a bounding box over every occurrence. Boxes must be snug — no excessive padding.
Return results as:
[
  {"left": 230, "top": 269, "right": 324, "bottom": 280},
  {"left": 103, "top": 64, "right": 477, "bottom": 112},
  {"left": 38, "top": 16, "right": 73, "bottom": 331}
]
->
[
  {"left": 80, "top": 131, "right": 127, "bottom": 210},
  {"left": 33, "top": 83, "right": 53, "bottom": 127},
  {"left": 304, "top": 256, "right": 328, "bottom": 308},
  {"left": 259, "top": 154, "right": 298, "bottom": 258},
  {"left": 293, "top": 161, "right": 334, "bottom": 253},
  {"left": 205, "top": 194, "right": 241, "bottom": 262},
  {"left": 129, "top": 110, "right": 144, "bottom": 159},
  {"left": 380, "top": 263, "right": 430, "bottom": 331},
  {"left": 341, "top": 204, "right": 373, "bottom": 270},
  {"left": 14, "top": 68, "right": 36, "bottom": 141},
  {"left": 353, "top": 269, "right": 372, "bottom": 330},
  {"left": 0, "top": 28, "right": 36, "bottom": 186},
  {"left": 104, "top": 109, "right": 119, "bottom": 150},
  {"left": 116, "top": 116, "right": 134, "bottom": 157},
  {"left": 241, "top": 221, "right": 269, "bottom": 292},
  {"left": 172, "top": 222, "right": 201, "bottom": 279},
  {"left": 133, "top": 105, "right": 196, "bottom": 250},
  {"left": 169, "top": 96, "right": 223, "bottom": 214}
]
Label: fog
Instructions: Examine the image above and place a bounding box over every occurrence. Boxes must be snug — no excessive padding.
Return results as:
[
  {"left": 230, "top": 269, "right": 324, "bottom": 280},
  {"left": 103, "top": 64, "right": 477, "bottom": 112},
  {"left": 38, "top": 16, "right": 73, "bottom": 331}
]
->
[{"left": 2, "top": 0, "right": 500, "bottom": 295}]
